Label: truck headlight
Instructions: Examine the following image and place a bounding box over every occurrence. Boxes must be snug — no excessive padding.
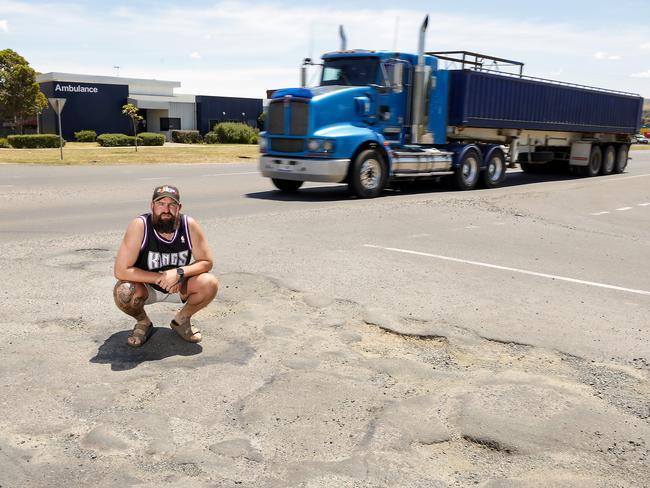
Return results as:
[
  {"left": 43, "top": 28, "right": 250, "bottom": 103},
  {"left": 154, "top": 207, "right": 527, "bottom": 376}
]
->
[
  {"left": 307, "top": 139, "right": 334, "bottom": 153},
  {"left": 307, "top": 139, "right": 321, "bottom": 152},
  {"left": 259, "top": 137, "right": 268, "bottom": 151}
]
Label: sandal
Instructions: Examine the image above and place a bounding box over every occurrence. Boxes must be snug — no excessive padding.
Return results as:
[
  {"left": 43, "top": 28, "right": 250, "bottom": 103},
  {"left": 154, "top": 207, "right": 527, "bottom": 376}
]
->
[
  {"left": 170, "top": 319, "right": 202, "bottom": 343},
  {"left": 127, "top": 321, "right": 153, "bottom": 347}
]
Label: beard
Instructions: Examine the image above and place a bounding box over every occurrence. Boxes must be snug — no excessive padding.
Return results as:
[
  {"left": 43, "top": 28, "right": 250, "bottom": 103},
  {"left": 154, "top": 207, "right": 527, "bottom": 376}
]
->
[{"left": 152, "top": 212, "right": 180, "bottom": 233}]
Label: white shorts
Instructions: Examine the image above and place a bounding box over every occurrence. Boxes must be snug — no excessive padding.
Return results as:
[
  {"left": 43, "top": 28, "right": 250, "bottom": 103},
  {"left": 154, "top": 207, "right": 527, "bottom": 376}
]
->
[{"left": 144, "top": 284, "right": 186, "bottom": 305}]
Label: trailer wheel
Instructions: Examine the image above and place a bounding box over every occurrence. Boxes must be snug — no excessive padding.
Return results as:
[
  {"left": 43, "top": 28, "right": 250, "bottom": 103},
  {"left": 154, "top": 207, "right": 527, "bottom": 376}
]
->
[
  {"left": 613, "top": 145, "right": 629, "bottom": 174},
  {"left": 454, "top": 148, "right": 481, "bottom": 190},
  {"left": 481, "top": 150, "right": 506, "bottom": 188},
  {"left": 579, "top": 145, "right": 602, "bottom": 177},
  {"left": 349, "top": 149, "right": 387, "bottom": 198},
  {"left": 601, "top": 145, "right": 616, "bottom": 175},
  {"left": 272, "top": 178, "right": 303, "bottom": 192}
]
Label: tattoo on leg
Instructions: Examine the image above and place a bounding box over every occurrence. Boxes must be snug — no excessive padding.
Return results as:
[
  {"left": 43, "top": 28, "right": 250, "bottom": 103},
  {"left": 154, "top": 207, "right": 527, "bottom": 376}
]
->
[
  {"left": 113, "top": 281, "right": 147, "bottom": 322},
  {"left": 115, "top": 282, "right": 135, "bottom": 305}
]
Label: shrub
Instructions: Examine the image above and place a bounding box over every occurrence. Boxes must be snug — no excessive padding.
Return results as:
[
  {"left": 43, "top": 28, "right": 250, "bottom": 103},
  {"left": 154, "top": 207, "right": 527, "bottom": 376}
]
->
[
  {"left": 8, "top": 134, "right": 65, "bottom": 148},
  {"left": 203, "top": 132, "right": 219, "bottom": 144},
  {"left": 0, "top": 137, "right": 9, "bottom": 148},
  {"left": 138, "top": 132, "right": 165, "bottom": 146},
  {"left": 212, "top": 122, "right": 259, "bottom": 144},
  {"left": 171, "top": 130, "right": 202, "bottom": 144},
  {"left": 96, "top": 133, "right": 142, "bottom": 147},
  {"left": 74, "top": 130, "right": 97, "bottom": 142}
]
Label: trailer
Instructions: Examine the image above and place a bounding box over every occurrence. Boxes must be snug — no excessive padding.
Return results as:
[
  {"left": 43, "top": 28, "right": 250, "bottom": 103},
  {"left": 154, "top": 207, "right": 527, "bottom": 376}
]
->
[{"left": 259, "top": 17, "right": 643, "bottom": 197}]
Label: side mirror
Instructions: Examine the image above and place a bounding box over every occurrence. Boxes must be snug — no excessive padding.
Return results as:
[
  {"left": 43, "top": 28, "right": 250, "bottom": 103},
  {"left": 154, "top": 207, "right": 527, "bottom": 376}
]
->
[{"left": 391, "top": 63, "right": 404, "bottom": 93}]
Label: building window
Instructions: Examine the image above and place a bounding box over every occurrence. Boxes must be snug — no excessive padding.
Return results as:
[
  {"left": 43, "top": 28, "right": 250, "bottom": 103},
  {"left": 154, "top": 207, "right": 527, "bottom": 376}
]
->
[{"left": 160, "top": 117, "right": 181, "bottom": 131}]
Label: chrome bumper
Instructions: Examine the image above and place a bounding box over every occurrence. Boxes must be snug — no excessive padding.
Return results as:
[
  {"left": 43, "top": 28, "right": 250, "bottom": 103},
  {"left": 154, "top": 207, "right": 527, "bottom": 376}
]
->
[{"left": 259, "top": 156, "right": 350, "bottom": 183}]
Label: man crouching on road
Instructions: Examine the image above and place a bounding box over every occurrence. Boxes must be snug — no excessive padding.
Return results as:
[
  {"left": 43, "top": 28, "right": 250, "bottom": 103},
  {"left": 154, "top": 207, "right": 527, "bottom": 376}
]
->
[{"left": 113, "top": 185, "right": 219, "bottom": 347}]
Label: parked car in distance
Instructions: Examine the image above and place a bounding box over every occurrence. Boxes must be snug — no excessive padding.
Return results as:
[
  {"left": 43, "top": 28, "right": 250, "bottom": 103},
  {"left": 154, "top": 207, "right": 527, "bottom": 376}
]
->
[{"left": 633, "top": 134, "right": 649, "bottom": 144}]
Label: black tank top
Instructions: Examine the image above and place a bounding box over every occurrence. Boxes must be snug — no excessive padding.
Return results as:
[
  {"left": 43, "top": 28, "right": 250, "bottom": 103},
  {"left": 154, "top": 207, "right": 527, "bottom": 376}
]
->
[{"left": 135, "top": 213, "right": 193, "bottom": 293}]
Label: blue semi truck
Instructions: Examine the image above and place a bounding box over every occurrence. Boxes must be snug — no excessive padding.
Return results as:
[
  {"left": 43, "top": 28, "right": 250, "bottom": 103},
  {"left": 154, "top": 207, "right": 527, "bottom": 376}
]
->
[{"left": 259, "top": 17, "right": 644, "bottom": 198}]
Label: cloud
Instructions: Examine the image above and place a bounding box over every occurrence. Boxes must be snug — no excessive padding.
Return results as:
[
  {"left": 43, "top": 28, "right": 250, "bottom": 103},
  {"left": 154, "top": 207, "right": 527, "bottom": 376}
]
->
[
  {"left": 0, "top": 19, "right": 8, "bottom": 32},
  {"left": 190, "top": 51, "right": 201, "bottom": 59},
  {"left": 631, "top": 70, "right": 650, "bottom": 78},
  {"left": 594, "top": 51, "right": 621, "bottom": 60},
  {"left": 641, "top": 42, "right": 650, "bottom": 50}
]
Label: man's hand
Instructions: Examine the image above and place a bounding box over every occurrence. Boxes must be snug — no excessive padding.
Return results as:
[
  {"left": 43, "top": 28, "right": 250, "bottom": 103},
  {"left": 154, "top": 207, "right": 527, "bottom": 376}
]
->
[{"left": 157, "top": 269, "right": 182, "bottom": 292}]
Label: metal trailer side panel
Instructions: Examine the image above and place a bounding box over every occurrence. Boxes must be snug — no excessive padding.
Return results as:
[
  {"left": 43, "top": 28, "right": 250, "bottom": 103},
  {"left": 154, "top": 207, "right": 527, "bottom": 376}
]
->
[{"left": 447, "top": 70, "right": 643, "bottom": 134}]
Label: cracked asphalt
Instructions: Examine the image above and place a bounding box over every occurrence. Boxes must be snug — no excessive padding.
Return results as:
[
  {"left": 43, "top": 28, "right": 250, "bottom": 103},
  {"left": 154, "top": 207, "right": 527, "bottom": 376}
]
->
[{"left": 1, "top": 152, "right": 649, "bottom": 487}]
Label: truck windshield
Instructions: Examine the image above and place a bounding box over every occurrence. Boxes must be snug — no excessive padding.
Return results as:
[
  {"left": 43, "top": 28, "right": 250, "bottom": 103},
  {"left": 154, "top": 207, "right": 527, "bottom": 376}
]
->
[{"left": 320, "top": 57, "right": 380, "bottom": 87}]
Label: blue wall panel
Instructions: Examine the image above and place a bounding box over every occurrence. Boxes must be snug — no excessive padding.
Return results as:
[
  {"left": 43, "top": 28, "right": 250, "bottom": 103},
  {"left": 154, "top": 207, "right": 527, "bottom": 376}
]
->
[
  {"left": 39, "top": 81, "right": 131, "bottom": 140},
  {"left": 196, "top": 95, "right": 263, "bottom": 134},
  {"left": 447, "top": 70, "right": 643, "bottom": 134}
]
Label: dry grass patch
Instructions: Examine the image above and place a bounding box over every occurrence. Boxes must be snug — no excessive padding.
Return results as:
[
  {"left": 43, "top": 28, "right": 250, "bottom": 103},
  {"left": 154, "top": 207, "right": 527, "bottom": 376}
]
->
[{"left": 0, "top": 142, "right": 260, "bottom": 165}]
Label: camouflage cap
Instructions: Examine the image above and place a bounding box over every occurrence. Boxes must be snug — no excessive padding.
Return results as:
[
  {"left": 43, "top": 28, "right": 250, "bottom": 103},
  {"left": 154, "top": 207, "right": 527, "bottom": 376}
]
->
[{"left": 152, "top": 185, "right": 180, "bottom": 204}]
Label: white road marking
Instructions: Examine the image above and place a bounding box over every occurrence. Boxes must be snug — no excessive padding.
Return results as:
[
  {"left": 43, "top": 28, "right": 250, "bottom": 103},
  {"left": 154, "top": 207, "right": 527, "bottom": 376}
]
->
[
  {"left": 0, "top": 185, "right": 14, "bottom": 188},
  {"left": 465, "top": 225, "right": 480, "bottom": 229},
  {"left": 200, "top": 171, "right": 259, "bottom": 177},
  {"left": 409, "top": 233, "right": 430, "bottom": 238},
  {"left": 638, "top": 203, "right": 650, "bottom": 207},
  {"left": 616, "top": 207, "right": 633, "bottom": 211},
  {"left": 363, "top": 244, "right": 650, "bottom": 297},
  {"left": 590, "top": 211, "right": 610, "bottom": 216},
  {"left": 493, "top": 222, "right": 507, "bottom": 226},
  {"left": 596, "top": 173, "right": 650, "bottom": 183}
]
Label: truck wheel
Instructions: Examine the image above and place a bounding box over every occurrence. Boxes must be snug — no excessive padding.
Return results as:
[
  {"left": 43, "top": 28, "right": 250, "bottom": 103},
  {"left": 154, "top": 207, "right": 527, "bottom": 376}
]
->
[
  {"left": 613, "top": 145, "right": 629, "bottom": 174},
  {"left": 272, "top": 178, "right": 303, "bottom": 192},
  {"left": 579, "top": 145, "right": 602, "bottom": 177},
  {"left": 349, "top": 149, "right": 387, "bottom": 198},
  {"left": 481, "top": 150, "right": 506, "bottom": 188},
  {"left": 601, "top": 145, "right": 616, "bottom": 175},
  {"left": 454, "top": 148, "right": 481, "bottom": 190}
]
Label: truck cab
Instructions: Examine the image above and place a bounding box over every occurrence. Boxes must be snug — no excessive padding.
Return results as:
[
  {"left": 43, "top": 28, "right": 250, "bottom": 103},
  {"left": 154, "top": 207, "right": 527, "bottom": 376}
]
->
[{"left": 259, "top": 49, "right": 459, "bottom": 197}]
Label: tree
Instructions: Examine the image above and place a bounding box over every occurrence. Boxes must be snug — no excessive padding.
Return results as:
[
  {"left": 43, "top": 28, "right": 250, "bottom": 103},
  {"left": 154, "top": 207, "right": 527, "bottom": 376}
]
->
[
  {"left": 0, "top": 49, "right": 48, "bottom": 134},
  {"left": 122, "top": 103, "right": 144, "bottom": 152}
]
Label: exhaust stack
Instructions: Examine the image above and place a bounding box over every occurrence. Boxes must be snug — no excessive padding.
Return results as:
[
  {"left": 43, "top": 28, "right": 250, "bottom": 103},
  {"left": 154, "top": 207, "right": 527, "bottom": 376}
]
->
[
  {"left": 411, "top": 15, "right": 431, "bottom": 144},
  {"left": 339, "top": 25, "right": 347, "bottom": 51}
]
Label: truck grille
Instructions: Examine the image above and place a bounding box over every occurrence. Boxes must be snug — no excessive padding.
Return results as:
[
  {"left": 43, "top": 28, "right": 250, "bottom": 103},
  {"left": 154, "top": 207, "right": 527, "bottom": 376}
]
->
[
  {"left": 270, "top": 138, "right": 304, "bottom": 153},
  {"left": 267, "top": 101, "right": 284, "bottom": 134},
  {"left": 267, "top": 98, "right": 309, "bottom": 135}
]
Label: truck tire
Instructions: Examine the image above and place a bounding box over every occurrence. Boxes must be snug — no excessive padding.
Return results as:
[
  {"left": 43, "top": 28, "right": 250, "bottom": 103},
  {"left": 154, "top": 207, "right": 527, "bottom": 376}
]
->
[
  {"left": 601, "top": 145, "right": 616, "bottom": 175},
  {"left": 453, "top": 148, "right": 481, "bottom": 190},
  {"left": 579, "top": 145, "right": 602, "bottom": 177},
  {"left": 349, "top": 149, "right": 387, "bottom": 198},
  {"left": 613, "top": 145, "right": 629, "bottom": 174},
  {"left": 481, "top": 150, "right": 506, "bottom": 188},
  {"left": 272, "top": 178, "right": 303, "bottom": 192}
]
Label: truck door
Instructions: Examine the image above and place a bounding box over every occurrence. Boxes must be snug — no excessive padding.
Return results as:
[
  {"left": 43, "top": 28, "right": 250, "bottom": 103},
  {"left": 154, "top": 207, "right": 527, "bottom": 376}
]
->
[{"left": 375, "top": 61, "right": 409, "bottom": 144}]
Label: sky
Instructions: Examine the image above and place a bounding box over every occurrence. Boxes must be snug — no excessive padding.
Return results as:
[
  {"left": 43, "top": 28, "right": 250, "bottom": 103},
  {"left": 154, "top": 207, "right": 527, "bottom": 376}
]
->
[{"left": 1, "top": 0, "right": 649, "bottom": 98}]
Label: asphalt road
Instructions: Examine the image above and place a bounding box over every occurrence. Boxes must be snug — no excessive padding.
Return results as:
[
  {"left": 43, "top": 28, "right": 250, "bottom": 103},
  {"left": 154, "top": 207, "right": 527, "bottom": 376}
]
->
[
  {"left": 2, "top": 152, "right": 649, "bottom": 360},
  {"left": 1, "top": 151, "right": 649, "bottom": 486}
]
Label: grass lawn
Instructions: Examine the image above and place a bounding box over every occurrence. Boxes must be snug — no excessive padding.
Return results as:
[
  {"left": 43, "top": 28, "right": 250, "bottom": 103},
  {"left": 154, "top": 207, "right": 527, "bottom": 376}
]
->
[
  {"left": 0, "top": 142, "right": 260, "bottom": 165},
  {"left": 631, "top": 144, "right": 650, "bottom": 151}
]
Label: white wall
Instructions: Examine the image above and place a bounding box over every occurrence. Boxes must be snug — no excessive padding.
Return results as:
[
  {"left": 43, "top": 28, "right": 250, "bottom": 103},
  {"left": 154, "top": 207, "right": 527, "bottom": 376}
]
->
[
  {"left": 146, "top": 109, "right": 167, "bottom": 133},
  {"left": 170, "top": 102, "right": 196, "bottom": 130}
]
